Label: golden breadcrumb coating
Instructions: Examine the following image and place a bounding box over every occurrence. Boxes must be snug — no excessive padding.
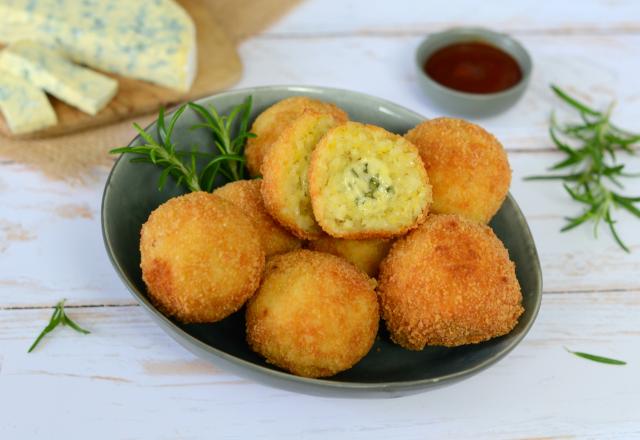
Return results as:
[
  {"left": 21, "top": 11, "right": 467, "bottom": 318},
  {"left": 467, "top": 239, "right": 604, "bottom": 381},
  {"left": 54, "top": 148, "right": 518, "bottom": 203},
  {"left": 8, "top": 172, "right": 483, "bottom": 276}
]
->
[
  {"left": 261, "top": 110, "right": 342, "bottom": 239},
  {"left": 246, "top": 250, "right": 379, "bottom": 378},
  {"left": 213, "top": 179, "right": 302, "bottom": 258},
  {"left": 244, "top": 96, "right": 348, "bottom": 176},
  {"left": 308, "top": 236, "right": 393, "bottom": 277},
  {"left": 140, "top": 192, "right": 265, "bottom": 323},
  {"left": 309, "top": 121, "right": 432, "bottom": 239},
  {"left": 378, "top": 214, "right": 523, "bottom": 349},
  {"left": 405, "top": 118, "right": 511, "bottom": 223}
]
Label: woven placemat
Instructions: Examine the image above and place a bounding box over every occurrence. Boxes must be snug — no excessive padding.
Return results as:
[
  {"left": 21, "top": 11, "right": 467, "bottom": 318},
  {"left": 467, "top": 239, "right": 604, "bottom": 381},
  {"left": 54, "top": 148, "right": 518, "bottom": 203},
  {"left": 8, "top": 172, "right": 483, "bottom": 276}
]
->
[{"left": 0, "top": 0, "right": 299, "bottom": 181}]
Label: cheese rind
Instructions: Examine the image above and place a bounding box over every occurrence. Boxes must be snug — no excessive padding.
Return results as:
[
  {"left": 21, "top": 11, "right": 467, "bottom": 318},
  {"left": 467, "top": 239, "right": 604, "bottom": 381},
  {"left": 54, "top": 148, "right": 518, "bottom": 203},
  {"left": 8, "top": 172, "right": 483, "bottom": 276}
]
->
[
  {"left": 0, "top": 0, "right": 197, "bottom": 92},
  {"left": 0, "top": 41, "right": 119, "bottom": 115},
  {"left": 0, "top": 69, "right": 57, "bottom": 134}
]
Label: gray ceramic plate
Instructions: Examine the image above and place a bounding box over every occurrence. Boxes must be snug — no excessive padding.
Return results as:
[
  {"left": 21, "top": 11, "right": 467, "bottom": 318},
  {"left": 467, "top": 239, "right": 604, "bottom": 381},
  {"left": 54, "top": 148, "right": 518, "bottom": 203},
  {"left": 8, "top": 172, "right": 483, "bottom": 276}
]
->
[{"left": 102, "top": 85, "right": 542, "bottom": 398}]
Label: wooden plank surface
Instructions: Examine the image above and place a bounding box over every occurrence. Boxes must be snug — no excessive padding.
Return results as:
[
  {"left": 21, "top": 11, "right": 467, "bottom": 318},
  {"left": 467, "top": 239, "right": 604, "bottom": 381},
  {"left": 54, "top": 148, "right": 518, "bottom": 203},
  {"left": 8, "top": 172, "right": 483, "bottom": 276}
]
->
[
  {"left": 1, "top": 291, "right": 638, "bottom": 439},
  {"left": 236, "top": 33, "right": 640, "bottom": 149},
  {"left": 268, "top": 0, "right": 640, "bottom": 35},
  {"left": 1, "top": 1, "right": 639, "bottom": 438},
  {"left": 0, "top": 0, "right": 241, "bottom": 139}
]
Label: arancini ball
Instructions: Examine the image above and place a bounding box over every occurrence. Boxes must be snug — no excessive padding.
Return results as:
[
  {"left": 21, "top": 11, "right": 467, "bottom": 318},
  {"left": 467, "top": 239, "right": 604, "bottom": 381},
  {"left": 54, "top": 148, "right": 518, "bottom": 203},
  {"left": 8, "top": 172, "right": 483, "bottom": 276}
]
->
[
  {"left": 378, "top": 214, "right": 523, "bottom": 349},
  {"left": 307, "top": 236, "right": 393, "bottom": 277},
  {"left": 140, "top": 192, "right": 265, "bottom": 323},
  {"left": 213, "top": 179, "right": 302, "bottom": 258},
  {"left": 405, "top": 118, "right": 511, "bottom": 223},
  {"left": 261, "top": 110, "right": 343, "bottom": 239},
  {"left": 244, "top": 96, "right": 348, "bottom": 176},
  {"left": 309, "top": 121, "right": 432, "bottom": 239},
  {"left": 246, "top": 250, "right": 379, "bottom": 378}
]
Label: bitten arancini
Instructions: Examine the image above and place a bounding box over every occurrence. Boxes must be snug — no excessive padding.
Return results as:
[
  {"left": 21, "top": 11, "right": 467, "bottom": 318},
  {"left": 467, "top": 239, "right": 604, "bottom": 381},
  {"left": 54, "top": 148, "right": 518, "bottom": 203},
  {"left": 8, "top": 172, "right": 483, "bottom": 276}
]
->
[
  {"left": 246, "top": 250, "right": 379, "bottom": 378},
  {"left": 378, "top": 214, "right": 523, "bottom": 349},
  {"left": 213, "top": 179, "right": 302, "bottom": 258},
  {"left": 309, "top": 121, "right": 432, "bottom": 239},
  {"left": 405, "top": 118, "right": 511, "bottom": 223},
  {"left": 140, "top": 192, "right": 265, "bottom": 324},
  {"left": 244, "top": 96, "right": 348, "bottom": 176},
  {"left": 261, "top": 110, "right": 343, "bottom": 239},
  {"left": 307, "top": 236, "right": 393, "bottom": 277}
]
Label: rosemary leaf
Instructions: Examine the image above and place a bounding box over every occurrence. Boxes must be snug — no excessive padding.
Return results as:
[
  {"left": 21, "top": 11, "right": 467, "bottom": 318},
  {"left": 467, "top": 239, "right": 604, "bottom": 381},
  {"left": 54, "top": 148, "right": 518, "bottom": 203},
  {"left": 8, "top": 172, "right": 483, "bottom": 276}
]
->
[
  {"left": 551, "top": 85, "right": 601, "bottom": 116},
  {"left": 28, "top": 299, "right": 90, "bottom": 353},
  {"left": 565, "top": 347, "right": 626, "bottom": 365}
]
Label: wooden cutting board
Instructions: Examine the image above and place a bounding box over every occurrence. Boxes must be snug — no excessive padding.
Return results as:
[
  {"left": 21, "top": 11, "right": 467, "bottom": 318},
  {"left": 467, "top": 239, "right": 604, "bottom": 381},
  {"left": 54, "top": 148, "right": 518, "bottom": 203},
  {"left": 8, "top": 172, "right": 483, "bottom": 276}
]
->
[{"left": 0, "top": 0, "right": 242, "bottom": 139}]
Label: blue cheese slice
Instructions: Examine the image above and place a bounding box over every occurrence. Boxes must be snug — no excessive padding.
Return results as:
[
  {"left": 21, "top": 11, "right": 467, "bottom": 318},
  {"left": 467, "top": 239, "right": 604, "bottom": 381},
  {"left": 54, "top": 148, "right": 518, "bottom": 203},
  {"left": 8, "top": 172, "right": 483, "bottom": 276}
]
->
[
  {"left": 0, "top": 69, "right": 57, "bottom": 134},
  {"left": 0, "top": 0, "right": 196, "bottom": 92},
  {"left": 0, "top": 41, "right": 119, "bottom": 115}
]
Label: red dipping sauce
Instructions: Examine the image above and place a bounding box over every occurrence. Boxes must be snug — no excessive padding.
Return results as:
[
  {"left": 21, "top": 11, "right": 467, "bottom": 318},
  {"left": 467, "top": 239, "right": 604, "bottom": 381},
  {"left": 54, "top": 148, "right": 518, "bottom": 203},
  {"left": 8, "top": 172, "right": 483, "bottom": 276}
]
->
[{"left": 424, "top": 41, "right": 522, "bottom": 94}]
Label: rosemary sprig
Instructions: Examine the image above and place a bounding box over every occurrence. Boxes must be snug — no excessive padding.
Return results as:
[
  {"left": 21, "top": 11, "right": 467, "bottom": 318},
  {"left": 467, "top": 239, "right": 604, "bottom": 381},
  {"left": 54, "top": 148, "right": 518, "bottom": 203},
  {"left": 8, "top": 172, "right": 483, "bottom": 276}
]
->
[
  {"left": 189, "top": 97, "right": 255, "bottom": 182},
  {"left": 28, "top": 299, "right": 90, "bottom": 353},
  {"left": 526, "top": 85, "right": 640, "bottom": 252},
  {"left": 565, "top": 347, "right": 626, "bottom": 366},
  {"left": 110, "top": 96, "right": 255, "bottom": 192}
]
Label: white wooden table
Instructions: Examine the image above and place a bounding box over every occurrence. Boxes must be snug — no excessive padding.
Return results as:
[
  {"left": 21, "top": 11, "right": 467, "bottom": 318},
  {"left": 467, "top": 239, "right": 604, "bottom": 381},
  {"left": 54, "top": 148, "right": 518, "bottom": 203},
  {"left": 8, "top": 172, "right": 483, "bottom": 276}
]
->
[{"left": 2, "top": 1, "right": 640, "bottom": 438}]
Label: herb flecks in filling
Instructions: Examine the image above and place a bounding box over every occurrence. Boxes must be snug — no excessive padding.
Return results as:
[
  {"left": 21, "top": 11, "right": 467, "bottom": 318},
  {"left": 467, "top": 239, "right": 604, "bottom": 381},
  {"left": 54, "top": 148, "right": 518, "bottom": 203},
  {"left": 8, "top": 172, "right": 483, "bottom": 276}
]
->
[
  {"left": 344, "top": 158, "right": 394, "bottom": 206},
  {"left": 364, "top": 176, "right": 380, "bottom": 199}
]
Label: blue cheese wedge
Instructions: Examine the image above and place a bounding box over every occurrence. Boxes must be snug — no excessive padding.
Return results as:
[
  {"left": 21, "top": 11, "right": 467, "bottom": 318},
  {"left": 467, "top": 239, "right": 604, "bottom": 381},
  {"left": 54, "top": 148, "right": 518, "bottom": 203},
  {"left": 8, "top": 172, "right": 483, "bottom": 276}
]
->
[
  {"left": 0, "top": 0, "right": 196, "bottom": 92},
  {"left": 0, "top": 41, "right": 118, "bottom": 115},
  {"left": 0, "top": 69, "right": 57, "bottom": 134}
]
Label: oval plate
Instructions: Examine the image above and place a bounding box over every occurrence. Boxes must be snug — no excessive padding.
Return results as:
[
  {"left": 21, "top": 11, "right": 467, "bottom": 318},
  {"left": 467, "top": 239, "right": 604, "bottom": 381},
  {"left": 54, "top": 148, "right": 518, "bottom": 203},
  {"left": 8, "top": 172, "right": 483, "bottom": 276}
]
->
[{"left": 102, "top": 85, "right": 542, "bottom": 398}]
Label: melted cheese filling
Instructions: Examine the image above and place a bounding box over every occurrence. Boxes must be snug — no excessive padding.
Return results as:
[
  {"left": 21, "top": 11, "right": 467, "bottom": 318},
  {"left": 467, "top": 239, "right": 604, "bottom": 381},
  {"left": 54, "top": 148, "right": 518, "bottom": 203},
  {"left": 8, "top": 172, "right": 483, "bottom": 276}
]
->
[{"left": 311, "top": 122, "right": 431, "bottom": 234}]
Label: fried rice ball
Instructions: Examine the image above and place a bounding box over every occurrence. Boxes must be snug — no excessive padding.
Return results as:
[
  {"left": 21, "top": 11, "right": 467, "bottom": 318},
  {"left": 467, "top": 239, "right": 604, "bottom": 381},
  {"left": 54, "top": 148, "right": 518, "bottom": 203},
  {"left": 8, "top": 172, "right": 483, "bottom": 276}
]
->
[
  {"left": 261, "top": 110, "right": 343, "bottom": 239},
  {"left": 246, "top": 250, "right": 379, "bottom": 378},
  {"left": 140, "top": 192, "right": 265, "bottom": 324},
  {"left": 213, "top": 179, "right": 302, "bottom": 258},
  {"left": 378, "top": 214, "right": 523, "bottom": 349},
  {"left": 405, "top": 118, "right": 511, "bottom": 223},
  {"left": 309, "top": 121, "right": 432, "bottom": 239},
  {"left": 244, "top": 96, "right": 348, "bottom": 176},
  {"left": 307, "top": 236, "right": 393, "bottom": 277}
]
